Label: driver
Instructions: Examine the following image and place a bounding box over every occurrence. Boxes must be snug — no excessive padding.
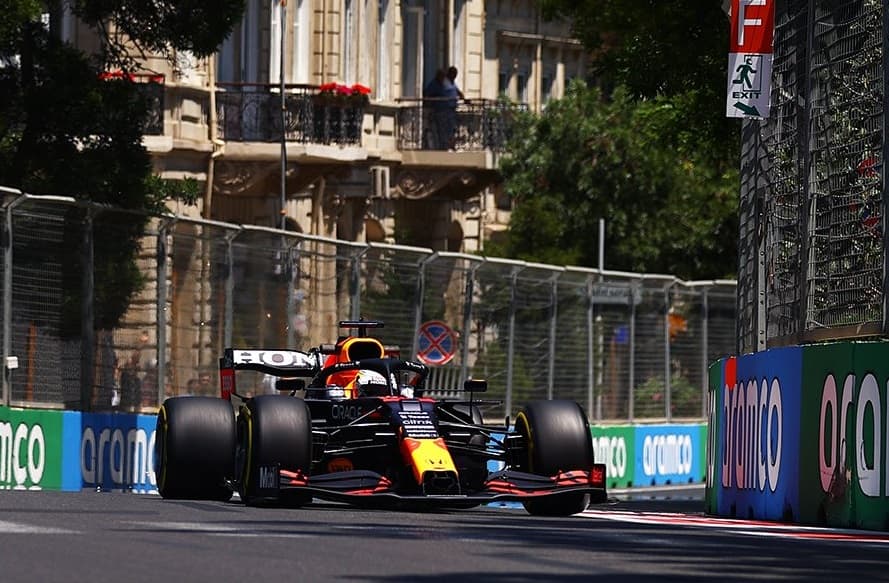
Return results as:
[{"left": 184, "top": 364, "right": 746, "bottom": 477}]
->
[{"left": 345, "top": 369, "right": 391, "bottom": 397}]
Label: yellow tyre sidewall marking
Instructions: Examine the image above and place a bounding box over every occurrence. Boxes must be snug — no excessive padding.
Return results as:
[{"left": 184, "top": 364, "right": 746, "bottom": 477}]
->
[
  {"left": 514, "top": 411, "right": 534, "bottom": 473},
  {"left": 157, "top": 405, "right": 168, "bottom": 491},
  {"left": 240, "top": 406, "right": 254, "bottom": 493}
]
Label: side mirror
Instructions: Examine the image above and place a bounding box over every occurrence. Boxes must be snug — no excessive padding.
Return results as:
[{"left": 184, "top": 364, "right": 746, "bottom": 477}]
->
[
  {"left": 276, "top": 378, "right": 306, "bottom": 392},
  {"left": 463, "top": 379, "right": 487, "bottom": 393}
]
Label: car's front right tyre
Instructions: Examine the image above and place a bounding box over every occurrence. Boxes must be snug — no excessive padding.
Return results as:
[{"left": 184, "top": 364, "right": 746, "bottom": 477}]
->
[{"left": 515, "top": 399, "right": 594, "bottom": 516}]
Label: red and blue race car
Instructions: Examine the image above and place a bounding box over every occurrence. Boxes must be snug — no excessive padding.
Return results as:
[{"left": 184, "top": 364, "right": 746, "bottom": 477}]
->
[{"left": 155, "top": 320, "right": 607, "bottom": 515}]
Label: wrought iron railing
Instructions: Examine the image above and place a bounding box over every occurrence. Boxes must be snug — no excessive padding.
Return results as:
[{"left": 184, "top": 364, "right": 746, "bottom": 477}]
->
[
  {"left": 396, "top": 98, "right": 526, "bottom": 152},
  {"left": 215, "top": 83, "right": 364, "bottom": 146}
]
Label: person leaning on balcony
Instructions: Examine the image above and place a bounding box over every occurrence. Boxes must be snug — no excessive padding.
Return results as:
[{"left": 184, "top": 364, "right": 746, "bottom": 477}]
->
[
  {"left": 443, "top": 66, "right": 465, "bottom": 149},
  {"left": 424, "top": 68, "right": 449, "bottom": 149}
]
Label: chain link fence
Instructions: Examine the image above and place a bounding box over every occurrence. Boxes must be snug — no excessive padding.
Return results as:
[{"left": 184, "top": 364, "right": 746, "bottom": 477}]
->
[
  {"left": 0, "top": 191, "right": 736, "bottom": 422},
  {"left": 737, "top": 0, "right": 887, "bottom": 352}
]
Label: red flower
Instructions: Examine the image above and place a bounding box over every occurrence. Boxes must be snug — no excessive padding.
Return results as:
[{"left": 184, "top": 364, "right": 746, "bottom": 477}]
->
[{"left": 351, "top": 84, "right": 372, "bottom": 95}]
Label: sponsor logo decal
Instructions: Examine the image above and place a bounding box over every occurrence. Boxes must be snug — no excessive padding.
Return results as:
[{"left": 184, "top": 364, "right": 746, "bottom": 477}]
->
[
  {"left": 81, "top": 426, "right": 156, "bottom": 490},
  {"left": 331, "top": 404, "right": 364, "bottom": 422},
  {"left": 819, "top": 373, "right": 888, "bottom": 497},
  {"left": 0, "top": 421, "right": 45, "bottom": 490},
  {"left": 722, "top": 377, "right": 783, "bottom": 492},
  {"left": 592, "top": 436, "right": 627, "bottom": 479},
  {"left": 398, "top": 411, "right": 438, "bottom": 439},
  {"left": 642, "top": 434, "right": 693, "bottom": 477},
  {"left": 259, "top": 465, "right": 278, "bottom": 490}
]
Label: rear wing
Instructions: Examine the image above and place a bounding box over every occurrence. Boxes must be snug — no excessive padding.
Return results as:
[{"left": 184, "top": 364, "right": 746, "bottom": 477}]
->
[{"left": 218, "top": 348, "right": 322, "bottom": 401}]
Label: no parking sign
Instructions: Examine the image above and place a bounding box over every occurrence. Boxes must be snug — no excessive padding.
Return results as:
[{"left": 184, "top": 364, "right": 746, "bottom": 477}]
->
[{"left": 416, "top": 321, "right": 457, "bottom": 365}]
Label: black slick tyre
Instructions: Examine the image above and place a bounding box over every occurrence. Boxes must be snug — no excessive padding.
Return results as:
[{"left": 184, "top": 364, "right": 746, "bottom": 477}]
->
[
  {"left": 237, "top": 395, "right": 312, "bottom": 506},
  {"left": 155, "top": 396, "right": 235, "bottom": 501},
  {"left": 514, "top": 399, "right": 594, "bottom": 516}
]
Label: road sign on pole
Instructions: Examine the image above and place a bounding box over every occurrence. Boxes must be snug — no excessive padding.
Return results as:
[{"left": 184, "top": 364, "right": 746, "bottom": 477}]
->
[
  {"left": 416, "top": 321, "right": 457, "bottom": 366},
  {"left": 726, "top": 0, "right": 775, "bottom": 119}
]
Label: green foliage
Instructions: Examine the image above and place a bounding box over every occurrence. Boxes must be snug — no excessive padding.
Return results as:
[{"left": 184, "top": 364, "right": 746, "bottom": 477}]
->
[
  {"left": 145, "top": 175, "right": 203, "bottom": 207},
  {"left": 71, "top": 0, "right": 247, "bottom": 66},
  {"left": 496, "top": 83, "right": 738, "bottom": 279},
  {"left": 537, "top": 0, "right": 735, "bottom": 150},
  {"left": 0, "top": 1, "right": 243, "bottom": 334},
  {"left": 634, "top": 374, "right": 702, "bottom": 418},
  {"left": 490, "top": 1, "right": 740, "bottom": 279}
]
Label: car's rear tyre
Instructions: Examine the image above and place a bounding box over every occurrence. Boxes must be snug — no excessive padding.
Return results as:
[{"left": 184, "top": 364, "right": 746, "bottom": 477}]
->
[
  {"left": 237, "top": 395, "right": 312, "bottom": 506},
  {"left": 155, "top": 396, "right": 235, "bottom": 501},
  {"left": 515, "top": 399, "right": 594, "bottom": 516}
]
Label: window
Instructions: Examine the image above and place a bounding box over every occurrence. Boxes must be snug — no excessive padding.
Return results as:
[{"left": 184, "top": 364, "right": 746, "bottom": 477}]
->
[
  {"left": 541, "top": 74, "right": 554, "bottom": 105},
  {"left": 517, "top": 71, "right": 528, "bottom": 103},
  {"left": 498, "top": 71, "right": 510, "bottom": 99},
  {"left": 291, "top": 0, "right": 310, "bottom": 84},
  {"left": 270, "top": 0, "right": 285, "bottom": 84},
  {"left": 401, "top": 1, "right": 424, "bottom": 97},
  {"left": 377, "top": 0, "right": 391, "bottom": 100}
]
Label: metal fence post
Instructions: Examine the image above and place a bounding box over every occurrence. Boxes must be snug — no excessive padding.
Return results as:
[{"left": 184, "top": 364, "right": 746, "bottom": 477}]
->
[
  {"left": 664, "top": 282, "right": 672, "bottom": 421},
  {"left": 350, "top": 247, "right": 369, "bottom": 321},
  {"left": 505, "top": 265, "right": 522, "bottom": 418},
  {"left": 628, "top": 280, "right": 637, "bottom": 422},
  {"left": 287, "top": 239, "right": 301, "bottom": 349},
  {"left": 411, "top": 252, "right": 436, "bottom": 358},
  {"left": 460, "top": 258, "right": 482, "bottom": 385},
  {"left": 546, "top": 272, "right": 561, "bottom": 400},
  {"left": 586, "top": 275, "right": 594, "bottom": 420},
  {"left": 701, "top": 286, "right": 709, "bottom": 418},
  {"left": 2, "top": 193, "right": 25, "bottom": 406},
  {"left": 224, "top": 229, "right": 240, "bottom": 349},
  {"left": 81, "top": 209, "right": 95, "bottom": 411},
  {"left": 156, "top": 218, "right": 174, "bottom": 405}
]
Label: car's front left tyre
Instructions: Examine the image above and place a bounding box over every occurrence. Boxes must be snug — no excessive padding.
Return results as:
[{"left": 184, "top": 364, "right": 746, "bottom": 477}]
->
[{"left": 155, "top": 396, "right": 236, "bottom": 501}]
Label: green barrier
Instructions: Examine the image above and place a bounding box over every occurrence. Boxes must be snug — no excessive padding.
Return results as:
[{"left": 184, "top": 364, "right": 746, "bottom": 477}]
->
[
  {"left": 799, "top": 342, "right": 889, "bottom": 530},
  {"left": 591, "top": 425, "right": 635, "bottom": 488},
  {"left": 0, "top": 406, "right": 64, "bottom": 490}
]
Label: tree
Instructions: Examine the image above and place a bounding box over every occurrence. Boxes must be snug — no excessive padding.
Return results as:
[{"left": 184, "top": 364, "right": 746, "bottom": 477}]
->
[
  {"left": 491, "top": 84, "right": 738, "bottom": 279},
  {"left": 488, "top": 1, "right": 740, "bottom": 279},
  {"left": 537, "top": 0, "right": 735, "bottom": 150},
  {"left": 0, "top": 1, "right": 244, "bottom": 333}
]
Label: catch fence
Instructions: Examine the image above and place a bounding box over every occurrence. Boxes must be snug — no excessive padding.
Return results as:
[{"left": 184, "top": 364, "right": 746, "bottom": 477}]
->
[
  {"left": 0, "top": 191, "right": 736, "bottom": 422},
  {"left": 737, "top": 0, "right": 888, "bottom": 352}
]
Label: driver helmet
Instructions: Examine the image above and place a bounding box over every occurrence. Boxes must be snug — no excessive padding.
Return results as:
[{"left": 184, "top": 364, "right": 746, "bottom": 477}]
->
[{"left": 353, "top": 369, "right": 390, "bottom": 396}]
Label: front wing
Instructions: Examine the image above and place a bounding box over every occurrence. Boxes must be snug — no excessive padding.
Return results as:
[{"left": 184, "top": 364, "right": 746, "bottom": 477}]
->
[{"left": 253, "top": 466, "right": 607, "bottom": 506}]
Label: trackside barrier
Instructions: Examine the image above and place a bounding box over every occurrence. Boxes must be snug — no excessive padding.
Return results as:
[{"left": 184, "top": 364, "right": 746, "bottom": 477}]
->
[
  {"left": 0, "top": 406, "right": 158, "bottom": 492},
  {"left": 1, "top": 405, "right": 703, "bottom": 495},
  {"left": 707, "top": 340, "right": 889, "bottom": 531},
  {"left": 592, "top": 423, "right": 707, "bottom": 489}
]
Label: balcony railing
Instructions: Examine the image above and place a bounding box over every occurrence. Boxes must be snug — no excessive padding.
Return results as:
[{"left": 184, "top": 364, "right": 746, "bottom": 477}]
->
[
  {"left": 396, "top": 98, "right": 526, "bottom": 152},
  {"left": 102, "top": 72, "right": 165, "bottom": 135},
  {"left": 215, "top": 83, "right": 364, "bottom": 146}
]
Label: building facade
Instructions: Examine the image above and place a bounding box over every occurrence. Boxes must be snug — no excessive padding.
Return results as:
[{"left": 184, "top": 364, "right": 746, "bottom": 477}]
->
[{"left": 59, "top": 0, "right": 587, "bottom": 252}]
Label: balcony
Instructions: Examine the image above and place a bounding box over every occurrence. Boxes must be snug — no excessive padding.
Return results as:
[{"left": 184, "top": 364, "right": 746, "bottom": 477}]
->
[
  {"left": 396, "top": 98, "right": 526, "bottom": 152},
  {"left": 215, "top": 83, "right": 364, "bottom": 146}
]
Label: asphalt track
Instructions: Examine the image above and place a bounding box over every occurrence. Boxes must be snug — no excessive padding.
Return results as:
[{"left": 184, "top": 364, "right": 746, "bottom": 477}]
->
[{"left": 1, "top": 486, "right": 887, "bottom": 582}]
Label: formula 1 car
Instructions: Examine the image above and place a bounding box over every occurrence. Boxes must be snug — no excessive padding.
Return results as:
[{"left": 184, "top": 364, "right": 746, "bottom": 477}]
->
[{"left": 155, "top": 320, "right": 606, "bottom": 516}]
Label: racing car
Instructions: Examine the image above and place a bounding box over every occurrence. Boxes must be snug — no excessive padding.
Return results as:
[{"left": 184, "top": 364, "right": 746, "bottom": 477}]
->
[{"left": 155, "top": 320, "right": 607, "bottom": 515}]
